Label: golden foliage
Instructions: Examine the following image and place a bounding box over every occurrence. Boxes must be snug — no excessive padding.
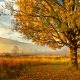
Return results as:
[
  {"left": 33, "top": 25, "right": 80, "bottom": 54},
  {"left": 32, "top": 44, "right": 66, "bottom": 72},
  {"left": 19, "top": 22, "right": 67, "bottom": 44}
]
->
[{"left": 15, "top": 0, "right": 80, "bottom": 49}]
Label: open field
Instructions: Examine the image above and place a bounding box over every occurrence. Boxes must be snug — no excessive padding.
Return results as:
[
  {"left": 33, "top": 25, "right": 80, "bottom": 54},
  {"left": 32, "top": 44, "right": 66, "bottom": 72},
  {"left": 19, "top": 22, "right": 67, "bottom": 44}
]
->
[{"left": 0, "top": 56, "right": 80, "bottom": 80}]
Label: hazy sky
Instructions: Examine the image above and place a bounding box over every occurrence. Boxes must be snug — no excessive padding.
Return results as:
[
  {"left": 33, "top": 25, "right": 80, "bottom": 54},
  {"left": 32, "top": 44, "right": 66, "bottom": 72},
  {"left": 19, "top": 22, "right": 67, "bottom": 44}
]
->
[{"left": 0, "top": 0, "right": 32, "bottom": 43}]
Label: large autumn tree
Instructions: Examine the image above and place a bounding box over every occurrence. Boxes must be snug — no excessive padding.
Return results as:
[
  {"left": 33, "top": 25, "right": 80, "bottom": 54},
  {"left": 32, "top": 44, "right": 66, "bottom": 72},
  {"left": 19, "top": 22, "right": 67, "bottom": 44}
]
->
[{"left": 14, "top": 0, "right": 80, "bottom": 69}]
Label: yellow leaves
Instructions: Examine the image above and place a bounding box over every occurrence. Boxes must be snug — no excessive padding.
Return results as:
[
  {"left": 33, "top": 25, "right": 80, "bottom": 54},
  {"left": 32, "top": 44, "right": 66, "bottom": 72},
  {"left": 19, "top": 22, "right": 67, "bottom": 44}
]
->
[
  {"left": 42, "top": 1, "right": 51, "bottom": 12},
  {"left": 76, "top": 19, "right": 80, "bottom": 28},
  {"left": 70, "top": 20, "right": 75, "bottom": 28},
  {"left": 59, "top": 11, "right": 66, "bottom": 22},
  {"left": 32, "top": 21, "right": 44, "bottom": 31},
  {"left": 60, "top": 23, "right": 68, "bottom": 31},
  {"left": 66, "top": 1, "right": 74, "bottom": 7},
  {"left": 30, "top": 0, "right": 37, "bottom": 4},
  {"left": 15, "top": 0, "right": 80, "bottom": 49},
  {"left": 48, "top": 42, "right": 59, "bottom": 49},
  {"left": 16, "top": 0, "right": 34, "bottom": 14},
  {"left": 27, "top": 6, "right": 33, "bottom": 14}
]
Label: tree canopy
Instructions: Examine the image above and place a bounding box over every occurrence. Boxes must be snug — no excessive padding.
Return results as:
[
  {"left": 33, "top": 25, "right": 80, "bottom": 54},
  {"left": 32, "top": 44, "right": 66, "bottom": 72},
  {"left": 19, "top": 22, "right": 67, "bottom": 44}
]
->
[{"left": 15, "top": 0, "right": 80, "bottom": 50}]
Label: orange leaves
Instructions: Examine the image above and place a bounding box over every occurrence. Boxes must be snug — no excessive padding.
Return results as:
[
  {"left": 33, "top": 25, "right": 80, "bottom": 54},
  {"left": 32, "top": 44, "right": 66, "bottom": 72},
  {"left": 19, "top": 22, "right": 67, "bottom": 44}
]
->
[
  {"left": 42, "top": 1, "right": 51, "bottom": 13},
  {"left": 32, "top": 21, "right": 44, "bottom": 31},
  {"left": 14, "top": 0, "right": 80, "bottom": 49}
]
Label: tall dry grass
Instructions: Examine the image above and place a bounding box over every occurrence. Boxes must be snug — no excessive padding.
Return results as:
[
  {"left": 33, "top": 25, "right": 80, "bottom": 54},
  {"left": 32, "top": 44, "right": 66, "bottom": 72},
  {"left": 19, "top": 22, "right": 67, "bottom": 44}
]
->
[{"left": 0, "top": 56, "right": 80, "bottom": 80}]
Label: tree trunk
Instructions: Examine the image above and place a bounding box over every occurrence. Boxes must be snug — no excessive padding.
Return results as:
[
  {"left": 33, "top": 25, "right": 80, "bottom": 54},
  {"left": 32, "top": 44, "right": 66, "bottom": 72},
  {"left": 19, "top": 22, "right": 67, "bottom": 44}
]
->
[{"left": 70, "top": 46, "right": 78, "bottom": 69}]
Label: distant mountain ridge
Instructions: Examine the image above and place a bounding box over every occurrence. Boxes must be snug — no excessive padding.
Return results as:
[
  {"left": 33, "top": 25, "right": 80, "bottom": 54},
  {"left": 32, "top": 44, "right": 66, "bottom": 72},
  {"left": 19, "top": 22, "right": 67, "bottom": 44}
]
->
[
  {"left": 0, "top": 37, "right": 33, "bottom": 54},
  {"left": 0, "top": 37, "right": 55, "bottom": 54}
]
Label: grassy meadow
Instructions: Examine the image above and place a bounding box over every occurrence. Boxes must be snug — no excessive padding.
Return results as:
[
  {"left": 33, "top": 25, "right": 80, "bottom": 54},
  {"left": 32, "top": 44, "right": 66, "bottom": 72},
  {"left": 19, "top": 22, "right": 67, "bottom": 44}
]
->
[{"left": 0, "top": 55, "right": 80, "bottom": 80}]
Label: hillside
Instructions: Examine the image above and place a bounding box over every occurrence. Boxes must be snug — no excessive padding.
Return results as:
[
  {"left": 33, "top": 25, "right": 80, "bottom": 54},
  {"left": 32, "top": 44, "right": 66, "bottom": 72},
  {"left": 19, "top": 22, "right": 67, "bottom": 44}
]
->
[{"left": 0, "top": 37, "right": 56, "bottom": 54}]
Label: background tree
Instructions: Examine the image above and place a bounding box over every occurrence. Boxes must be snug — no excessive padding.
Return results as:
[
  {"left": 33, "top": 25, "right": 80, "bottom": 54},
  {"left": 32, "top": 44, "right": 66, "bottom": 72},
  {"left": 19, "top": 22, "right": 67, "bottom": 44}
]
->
[
  {"left": 14, "top": 0, "right": 80, "bottom": 69},
  {"left": 12, "top": 45, "right": 19, "bottom": 55}
]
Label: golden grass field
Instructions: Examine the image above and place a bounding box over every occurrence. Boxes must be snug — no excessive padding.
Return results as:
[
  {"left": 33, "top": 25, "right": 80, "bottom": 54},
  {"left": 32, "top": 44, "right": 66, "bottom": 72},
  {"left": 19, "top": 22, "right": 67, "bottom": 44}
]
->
[{"left": 0, "top": 55, "right": 80, "bottom": 80}]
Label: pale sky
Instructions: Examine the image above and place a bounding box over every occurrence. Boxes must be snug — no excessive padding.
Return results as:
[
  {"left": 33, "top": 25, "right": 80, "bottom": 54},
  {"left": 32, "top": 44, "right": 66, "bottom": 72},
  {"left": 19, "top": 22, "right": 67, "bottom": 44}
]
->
[{"left": 0, "top": 0, "right": 32, "bottom": 43}]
